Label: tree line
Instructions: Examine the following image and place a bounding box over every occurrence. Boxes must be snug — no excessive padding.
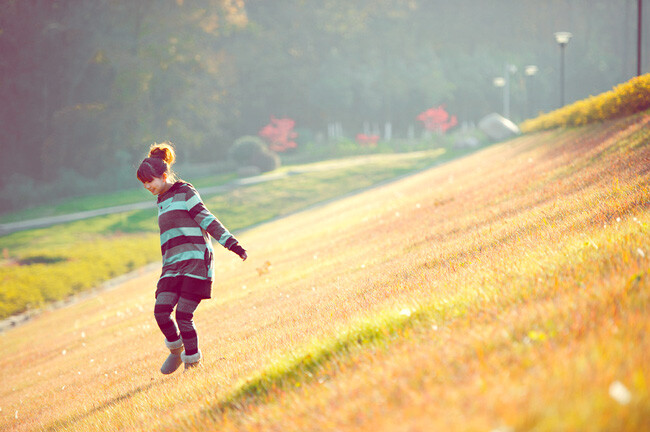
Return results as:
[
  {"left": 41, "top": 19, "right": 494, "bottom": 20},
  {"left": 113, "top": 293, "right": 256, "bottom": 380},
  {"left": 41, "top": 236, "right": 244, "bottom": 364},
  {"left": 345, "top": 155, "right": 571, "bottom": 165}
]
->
[{"left": 0, "top": 0, "right": 644, "bottom": 208}]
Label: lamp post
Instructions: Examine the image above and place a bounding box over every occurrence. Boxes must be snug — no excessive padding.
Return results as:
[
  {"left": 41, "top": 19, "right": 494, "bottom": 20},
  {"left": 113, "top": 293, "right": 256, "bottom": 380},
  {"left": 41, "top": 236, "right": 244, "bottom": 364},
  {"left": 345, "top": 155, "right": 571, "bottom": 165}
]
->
[
  {"left": 493, "top": 77, "right": 506, "bottom": 116},
  {"left": 503, "top": 64, "right": 517, "bottom": 119},
  {"left": 525, "top": 65, "right": 538, "bottom": 118},
  {"left": 554, "top": 31, "right": 572, "bottom": 108},
  {"left": 638, "top": 0, "right": 643, "bottom": 76},
  {"left": 493, "top": 64, "right": 517, "bottom": 119}
]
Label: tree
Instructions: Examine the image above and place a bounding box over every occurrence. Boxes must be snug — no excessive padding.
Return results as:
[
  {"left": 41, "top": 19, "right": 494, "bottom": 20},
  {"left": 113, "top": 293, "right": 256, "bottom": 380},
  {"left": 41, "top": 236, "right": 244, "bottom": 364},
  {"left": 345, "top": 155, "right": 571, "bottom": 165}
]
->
[{"left": 0, "top": 0, "right": 639, "bottom": 206}]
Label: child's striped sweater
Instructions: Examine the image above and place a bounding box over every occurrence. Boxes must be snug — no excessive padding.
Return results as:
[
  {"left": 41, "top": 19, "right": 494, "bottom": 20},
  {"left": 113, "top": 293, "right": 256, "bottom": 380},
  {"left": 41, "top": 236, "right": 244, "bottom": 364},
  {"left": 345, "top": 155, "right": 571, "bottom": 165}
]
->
[{"left": 156, "top": 181, "right": 240, "bottom": 281}]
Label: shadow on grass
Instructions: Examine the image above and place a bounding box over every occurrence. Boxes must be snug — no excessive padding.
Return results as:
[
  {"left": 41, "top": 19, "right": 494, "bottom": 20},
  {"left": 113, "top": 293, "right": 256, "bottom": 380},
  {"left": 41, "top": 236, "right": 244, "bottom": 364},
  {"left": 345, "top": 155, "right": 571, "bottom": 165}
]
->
[{"left": 42, "top": 376, "right": 174, "bottom": 431}]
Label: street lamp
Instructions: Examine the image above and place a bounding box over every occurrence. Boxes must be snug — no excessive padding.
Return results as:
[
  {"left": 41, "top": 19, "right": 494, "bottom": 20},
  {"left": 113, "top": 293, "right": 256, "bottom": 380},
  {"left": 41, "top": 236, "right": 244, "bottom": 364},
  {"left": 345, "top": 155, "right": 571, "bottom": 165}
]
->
[
  {"left": 493, "top": 77, "right": 505, "bottom": 117},
  {"left": 493, "top": 64, "right": 517, "bottom": 119},
  {"left": 493, "top": 77, "right": 505, "bottom": 87},
  {"left": 525, "top": 65, "right": 538, "bottom": 118},
  {"left": 554, "top": 31, "right": 572, "bottom": 108},
  {"left": 638, "top": 0, "right": 643, "bottom": 76},
  {"left": 503, "top": 64, "right": 517, "bottom": 119},
  {"left": 525, "top": 65, "right": 539, "bottom": 76}
]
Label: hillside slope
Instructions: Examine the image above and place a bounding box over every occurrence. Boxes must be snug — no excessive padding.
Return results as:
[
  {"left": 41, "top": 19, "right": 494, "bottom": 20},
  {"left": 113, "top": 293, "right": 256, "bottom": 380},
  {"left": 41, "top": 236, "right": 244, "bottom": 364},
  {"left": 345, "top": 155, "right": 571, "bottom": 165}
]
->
[{"left": 0, "top": 113, "right": 648, "bottom": 431}]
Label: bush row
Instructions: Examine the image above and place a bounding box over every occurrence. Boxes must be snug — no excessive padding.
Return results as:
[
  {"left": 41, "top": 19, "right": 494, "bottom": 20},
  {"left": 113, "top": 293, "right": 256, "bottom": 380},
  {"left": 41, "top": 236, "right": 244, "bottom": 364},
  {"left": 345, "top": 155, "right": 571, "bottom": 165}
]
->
[
  {"left": 520, "top": 74, "right": 650, "bottom": 132},
  {"left": 0, "top": 235, "right": 159, "bottom": 319}
]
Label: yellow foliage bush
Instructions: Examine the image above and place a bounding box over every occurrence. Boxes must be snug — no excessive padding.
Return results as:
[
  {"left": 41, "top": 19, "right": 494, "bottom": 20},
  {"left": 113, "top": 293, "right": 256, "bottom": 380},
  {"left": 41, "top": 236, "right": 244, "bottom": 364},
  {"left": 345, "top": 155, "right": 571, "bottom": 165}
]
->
[
  {"left": 521, "top": 73, "right": 650, "bottom": 132},
  {"left": 0, "top": 235, "right": 159, "bottom": 319}
]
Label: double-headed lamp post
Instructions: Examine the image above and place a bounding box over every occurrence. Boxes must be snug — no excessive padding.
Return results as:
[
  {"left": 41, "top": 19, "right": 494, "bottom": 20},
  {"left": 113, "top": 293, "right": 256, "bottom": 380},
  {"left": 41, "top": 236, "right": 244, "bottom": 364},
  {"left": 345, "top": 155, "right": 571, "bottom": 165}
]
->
[
  {"left": 554, "top": 31, "right": 572, "bottom": 108},
  {"left": 493, "top": 77, "right": 506, "bottom": 116},
  {"left": 503, "top": 64, "right": 517, "bottom": 119},
  {"left": 525, "top": 65, "right": 539, "bottom": 118},
  {"left": 492, "top": 64, "right": 517, "bottom": 119}
]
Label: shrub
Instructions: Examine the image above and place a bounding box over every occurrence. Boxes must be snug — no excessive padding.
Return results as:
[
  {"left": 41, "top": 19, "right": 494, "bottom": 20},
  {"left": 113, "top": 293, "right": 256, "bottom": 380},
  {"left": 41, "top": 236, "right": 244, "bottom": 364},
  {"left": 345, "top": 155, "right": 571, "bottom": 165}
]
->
[
  {"left": 521, "top": 73, "right": 650, "bottom": 133},
  {"left": 0, "top": 234, "right": 160, "bottom": 319},
  {"left": 258, "top": 117, "right": 298, "bottom": 153},
  {"left": 250, "top": 149, "right": 280, "bottom": 173},
  {"left": 229, "top": 135, "right": 280, "bottom": 173},
  {"left": 229, "top": 136, "right": 267, "bottom": 165}
]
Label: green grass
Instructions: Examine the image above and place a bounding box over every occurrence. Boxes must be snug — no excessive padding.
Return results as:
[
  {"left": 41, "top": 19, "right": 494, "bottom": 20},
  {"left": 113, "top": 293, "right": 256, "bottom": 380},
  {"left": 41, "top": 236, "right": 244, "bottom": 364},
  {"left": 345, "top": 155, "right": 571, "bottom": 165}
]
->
[
  {"left": 1, "top": 114, "right": 648, "bottom": 431},
  {"left": 214, "top": 301, "right": 448, "bottom": 410},
  {"left": 0, "top": 173, "right": 238, "bottom": 224},
  {"left": 0, "top": 150, "right": 446, "bottom": 320}
]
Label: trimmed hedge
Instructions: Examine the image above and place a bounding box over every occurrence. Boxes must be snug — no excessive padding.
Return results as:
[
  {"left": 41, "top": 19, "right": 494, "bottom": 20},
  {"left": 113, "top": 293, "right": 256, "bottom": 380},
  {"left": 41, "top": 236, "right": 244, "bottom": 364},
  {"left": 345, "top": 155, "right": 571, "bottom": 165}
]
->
[{"left": 229, "top": 135, "right": 280, "bottom": 173}]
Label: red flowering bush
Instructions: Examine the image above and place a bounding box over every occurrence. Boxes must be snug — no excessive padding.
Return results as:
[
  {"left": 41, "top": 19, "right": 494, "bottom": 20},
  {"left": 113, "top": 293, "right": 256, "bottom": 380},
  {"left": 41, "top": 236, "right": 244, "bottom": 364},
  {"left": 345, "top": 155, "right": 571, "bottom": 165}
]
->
[
  {"left": 259, "top": 116, "right": 298, "bottom": 152},
  {"left": 417, "top": 106, "right": 458, "bottom": 134},
  {"left": 356, "top": 133, "right": 380, "bottom": 147}
]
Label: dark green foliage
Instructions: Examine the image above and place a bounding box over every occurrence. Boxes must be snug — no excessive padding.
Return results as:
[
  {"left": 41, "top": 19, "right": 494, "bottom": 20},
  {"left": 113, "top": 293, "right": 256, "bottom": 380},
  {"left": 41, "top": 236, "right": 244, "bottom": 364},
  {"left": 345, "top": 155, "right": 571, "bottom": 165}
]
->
[
  {"left": 18, "top": 255, "right": 68, "bottom": 265},
  {"left": 229, "top": 136, "right": 280, "bottom": 173},
  {"left": 0, "top": 0, "right": 643, "bottom": 213},
  {"left": 228, "top": 136, "right": 268, "bottom": 165},
  {"left": 250, "top": 150, "right": 281, "bottom": 173}
]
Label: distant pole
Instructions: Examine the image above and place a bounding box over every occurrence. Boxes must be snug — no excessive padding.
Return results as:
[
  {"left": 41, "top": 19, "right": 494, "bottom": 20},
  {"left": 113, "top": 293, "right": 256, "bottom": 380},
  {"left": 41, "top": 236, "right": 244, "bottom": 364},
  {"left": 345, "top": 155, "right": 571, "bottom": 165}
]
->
[
  {"left": 493, "top": 77, "right": 506, "bottom": 116},
  {"left": 525, "top": 65, "right": 539, "bottom": 118},
  {"left": 639, "top": 0, "right": 643, "bottom": 76},
  {"left": 504, "top": 66, "right": 511, "bottom": 119},
  {"left": 501, "top": 64, "right": 517, "bottom": 119},
  {"left": 555, "top": 32, "right": 573, "bottom": 108},
  {"left": 560, "top": 44, "right": 566, "bottom": 108},
  {"left": 504, "top": 65, "right": 510, "bottom": 119}
]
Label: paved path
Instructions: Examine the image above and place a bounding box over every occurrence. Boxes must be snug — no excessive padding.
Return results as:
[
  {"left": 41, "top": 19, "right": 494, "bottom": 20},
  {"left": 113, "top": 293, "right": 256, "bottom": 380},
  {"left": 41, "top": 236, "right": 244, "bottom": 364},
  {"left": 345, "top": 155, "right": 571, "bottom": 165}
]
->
[
  {"left": 0, "top": 153, "right": 431, "bottom": 235},
  {"left": 0, "top": 170, "right": 291, "bottom": 236},
  {"left": 0, "top": 152, "right": 446, "bottom": 331}
]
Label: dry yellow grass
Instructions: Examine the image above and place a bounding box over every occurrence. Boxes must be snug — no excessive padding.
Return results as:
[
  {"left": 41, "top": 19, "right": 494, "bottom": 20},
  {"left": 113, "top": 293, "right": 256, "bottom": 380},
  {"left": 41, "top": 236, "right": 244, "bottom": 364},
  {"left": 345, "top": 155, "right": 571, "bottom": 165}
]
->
[{"left": 1, "top": 113, "right": 648, "bottom": 431}]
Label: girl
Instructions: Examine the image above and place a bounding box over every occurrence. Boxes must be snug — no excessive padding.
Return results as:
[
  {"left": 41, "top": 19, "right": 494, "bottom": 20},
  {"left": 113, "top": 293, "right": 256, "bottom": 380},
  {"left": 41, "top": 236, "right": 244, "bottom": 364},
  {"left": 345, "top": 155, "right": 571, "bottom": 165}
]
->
[{"left": 137, "top": 142, "right": 247, "bottom": 373}]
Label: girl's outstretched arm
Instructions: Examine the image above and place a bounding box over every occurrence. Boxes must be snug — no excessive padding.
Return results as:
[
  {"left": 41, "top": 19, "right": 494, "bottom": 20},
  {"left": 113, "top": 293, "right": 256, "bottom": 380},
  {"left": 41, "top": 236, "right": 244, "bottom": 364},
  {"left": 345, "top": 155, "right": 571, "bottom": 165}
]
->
[{"left": 184, "top": 184, "right": 247, "bottom": 260}]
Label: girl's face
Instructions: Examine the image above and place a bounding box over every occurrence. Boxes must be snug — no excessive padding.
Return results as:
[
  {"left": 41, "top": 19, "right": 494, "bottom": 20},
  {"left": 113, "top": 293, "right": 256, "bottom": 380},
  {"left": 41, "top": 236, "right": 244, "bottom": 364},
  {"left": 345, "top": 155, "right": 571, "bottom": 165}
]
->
[{"left": 142, "top": 175, "right": 170, "bottom": 196}]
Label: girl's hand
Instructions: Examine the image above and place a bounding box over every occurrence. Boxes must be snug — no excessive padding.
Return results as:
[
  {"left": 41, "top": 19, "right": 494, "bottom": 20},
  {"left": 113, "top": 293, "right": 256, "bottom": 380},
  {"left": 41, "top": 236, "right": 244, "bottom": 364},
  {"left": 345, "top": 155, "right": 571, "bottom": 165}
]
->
[{"left": 230, "top": 243, "right": 247, "bottom": 261}]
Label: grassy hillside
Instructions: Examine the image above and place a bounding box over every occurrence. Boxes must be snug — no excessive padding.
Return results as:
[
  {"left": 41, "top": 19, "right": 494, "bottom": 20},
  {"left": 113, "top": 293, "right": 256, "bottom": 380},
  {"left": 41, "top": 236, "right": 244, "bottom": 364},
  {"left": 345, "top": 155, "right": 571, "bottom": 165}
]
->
[
  {"left": 0, "top": 150, "right": 445, "bottom": 320},
  {"left": 0, "top": 113, "right": 648, "bottom": 431},
  {"left": 521, "top": 73, "right": 650, "bottom": 132}
]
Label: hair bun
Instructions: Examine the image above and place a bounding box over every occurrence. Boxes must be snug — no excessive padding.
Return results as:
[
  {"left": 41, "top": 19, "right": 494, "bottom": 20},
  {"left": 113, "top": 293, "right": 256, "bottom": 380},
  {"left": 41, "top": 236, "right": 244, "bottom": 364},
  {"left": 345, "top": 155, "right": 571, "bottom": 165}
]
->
[{"left": 148, "top": 142, "right": 176, "bottom": 166}]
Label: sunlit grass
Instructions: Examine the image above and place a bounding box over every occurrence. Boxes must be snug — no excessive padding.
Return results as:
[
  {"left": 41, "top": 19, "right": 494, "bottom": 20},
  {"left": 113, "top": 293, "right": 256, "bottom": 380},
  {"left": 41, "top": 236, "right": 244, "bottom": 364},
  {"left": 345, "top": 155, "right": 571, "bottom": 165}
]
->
[
  {"left": 521, "top": 74, "right": 650, "bottom": 132},
  {"left": 0, "top": 150, "right": 445, "bottom": 320},
  {"left": 0, "top": 115, "right": 648, "bottom": 431}
]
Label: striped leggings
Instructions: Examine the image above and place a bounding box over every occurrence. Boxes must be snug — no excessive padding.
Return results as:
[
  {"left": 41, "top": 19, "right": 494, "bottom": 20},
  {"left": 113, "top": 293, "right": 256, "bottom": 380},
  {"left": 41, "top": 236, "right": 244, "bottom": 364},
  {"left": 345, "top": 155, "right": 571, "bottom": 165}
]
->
[{"left": 154, "top": 292, "right": 201, "bottom": 355}]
